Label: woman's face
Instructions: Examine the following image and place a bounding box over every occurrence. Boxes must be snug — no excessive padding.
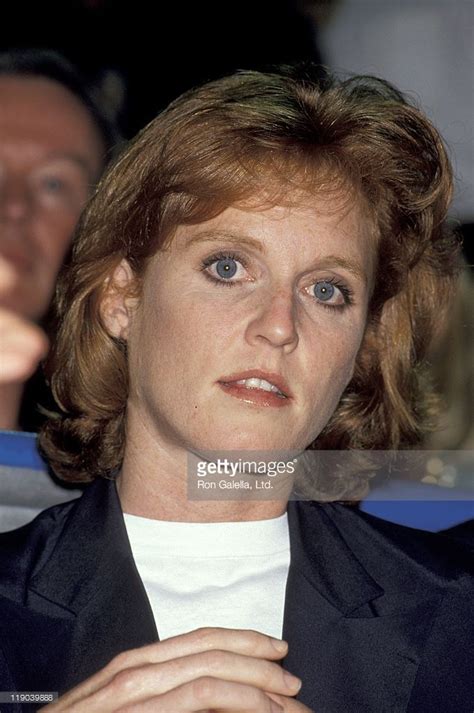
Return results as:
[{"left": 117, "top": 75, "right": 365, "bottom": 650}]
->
[{"left": 111, "top": 194, "right": 375, "bottom": 456}]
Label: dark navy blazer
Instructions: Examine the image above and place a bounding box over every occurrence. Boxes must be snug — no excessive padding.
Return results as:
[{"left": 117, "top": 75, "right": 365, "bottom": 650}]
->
[{"left": 0, "top": 478, "right": 473, "bottom": 712}]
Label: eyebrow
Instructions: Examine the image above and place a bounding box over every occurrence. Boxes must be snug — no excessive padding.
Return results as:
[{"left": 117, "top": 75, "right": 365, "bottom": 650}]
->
[
  {"left": 43, "top": 152, "right": 99, "bottom": 181},
  {"left": 309, "top": 255, "right": 368, "bottom": 286},
  {"left": 184, "top": 230, "right": 368, "bottom": 285},
  {"left": 183, "top": 230, "right": 267, "bottom": 254}
]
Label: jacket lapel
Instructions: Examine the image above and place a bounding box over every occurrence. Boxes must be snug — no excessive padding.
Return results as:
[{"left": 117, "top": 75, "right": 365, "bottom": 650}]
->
[
  {"left": 27, "top": 478, "right": 158, "bottom": 691},
  {"left": 283, "top": 500, "right": 442, "bottom": 712},
  {"left": 22, "top": 480, "right": 442, "bottom": 710}
]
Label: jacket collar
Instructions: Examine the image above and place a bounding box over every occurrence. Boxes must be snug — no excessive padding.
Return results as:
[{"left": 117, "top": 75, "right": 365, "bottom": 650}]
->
[
  {"left": 282, "top": 500, "right": 442, "bottom": 711},
  {"left": 28, "top": 479, "right": 384, "bottom": 619},
  {"left": 28, "top": 477, "right": 140, "bottom": 614},
  {"left": 27, "top": 478, "right": 158, "bottom": 687},
  {"left": 25, "top": 478, "right": 441, "bottom": 709},
  {"left": 286, "top": 498, "right": 384, "bottom": 616}
]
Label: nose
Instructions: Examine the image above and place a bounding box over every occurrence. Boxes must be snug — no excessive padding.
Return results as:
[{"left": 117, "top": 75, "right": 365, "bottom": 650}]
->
[
  {"left": 245, "top": 286, "right": 299, "bottom": 352},
  {"left": 0, "top": 178, "right": 32, "bottom": 223}
]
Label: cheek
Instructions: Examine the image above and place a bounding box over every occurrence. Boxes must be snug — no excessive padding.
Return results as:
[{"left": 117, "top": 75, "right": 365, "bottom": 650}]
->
[
  {"left": 159, "top": 290, "right": 237, "bottom": 355},
  {"left": 133, "top": 292, "right": 218, "bottom": 382},
  {"left": 35, "top": 211, "right": 78, "bottom": 272},
  {"left": 305, "top": 324, "right": 364, "bottom": 397},
  {"left": 301, "top": 343, "right": 359, "bottom": 444}
]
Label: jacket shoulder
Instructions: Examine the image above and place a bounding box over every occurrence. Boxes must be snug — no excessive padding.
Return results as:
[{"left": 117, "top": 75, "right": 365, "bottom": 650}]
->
[
  {"left": 0, "top": 498, "right": 78, "bottom": 600},
  {"left": 305, "top": 500, "right": 474, "bottom": 582},
  {"left": 354, "top": 506, "right": 473, "bottom": 571}
]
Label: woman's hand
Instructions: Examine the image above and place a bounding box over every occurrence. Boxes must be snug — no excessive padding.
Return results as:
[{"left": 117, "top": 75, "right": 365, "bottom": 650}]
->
[{"left": 39, "top": 627, "right": 310, "bottom": 712}]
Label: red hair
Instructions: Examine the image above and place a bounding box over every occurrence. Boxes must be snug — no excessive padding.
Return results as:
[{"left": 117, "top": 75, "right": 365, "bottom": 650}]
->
[{"left": 39, "top": 68, "right": 460, "bottom": 482}]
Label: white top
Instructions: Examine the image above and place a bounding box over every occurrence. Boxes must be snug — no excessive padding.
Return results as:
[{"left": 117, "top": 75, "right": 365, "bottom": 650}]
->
[{"left": 123, "top": 511, "right": 291, "bottom": 640}]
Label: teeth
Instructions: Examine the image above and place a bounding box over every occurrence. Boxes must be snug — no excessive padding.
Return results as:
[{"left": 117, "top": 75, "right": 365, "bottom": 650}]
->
[{"left": 234, "top": 377, "right": 284, "bottom": 396}]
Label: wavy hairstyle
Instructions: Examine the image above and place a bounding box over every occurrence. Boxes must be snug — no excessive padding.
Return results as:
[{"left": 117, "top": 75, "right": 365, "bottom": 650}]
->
[{"left": 38, "top": 66, "right": 460, "bottom": 483}]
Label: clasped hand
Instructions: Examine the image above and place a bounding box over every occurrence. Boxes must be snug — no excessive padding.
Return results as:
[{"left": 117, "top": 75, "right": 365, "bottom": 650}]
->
[{"left": 40, "top": 627, "right": 313, "bottom": 712}]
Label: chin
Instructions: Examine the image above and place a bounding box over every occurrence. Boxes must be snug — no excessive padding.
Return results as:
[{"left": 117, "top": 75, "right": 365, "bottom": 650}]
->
[{"left": 191, "top": 428, "right": 300, "bottom": 455}]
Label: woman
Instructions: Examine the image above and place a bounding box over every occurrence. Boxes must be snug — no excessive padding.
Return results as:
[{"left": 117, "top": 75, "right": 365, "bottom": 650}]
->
[{"left": 0, "top": 67, "right": 472, "bottom": 712}]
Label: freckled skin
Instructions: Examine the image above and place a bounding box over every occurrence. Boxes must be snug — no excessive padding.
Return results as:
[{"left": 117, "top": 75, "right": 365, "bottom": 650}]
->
[{"left": 112, "top": 198, "right": 374, "bottom": 466}]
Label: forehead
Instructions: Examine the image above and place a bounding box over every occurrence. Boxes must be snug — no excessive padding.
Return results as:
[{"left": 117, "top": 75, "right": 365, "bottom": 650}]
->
[
  {"left": 0, "top": 76, "right": 104, "bottom": 174},
  {"left": 171, "top": 186, "right": 376, "bottom": 251}
]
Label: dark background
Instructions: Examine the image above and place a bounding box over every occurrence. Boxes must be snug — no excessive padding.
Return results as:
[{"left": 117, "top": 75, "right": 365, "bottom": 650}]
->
[{"left": 2, "top": 0, "right": 322, "bottom": 137}]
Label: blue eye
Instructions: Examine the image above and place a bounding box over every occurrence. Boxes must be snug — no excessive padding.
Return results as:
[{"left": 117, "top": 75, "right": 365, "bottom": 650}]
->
[
  {"left": 215, "top": 257, "right": 238, "bottom": 279},
  {"left": 310, "top": 279, "right": 353, "bottom": 310},
  {"left": 200, "top": 252, "right": 247, "bottom": 286},
  {"left": 313, "top": 281, "right": 335, "bottom": 301},
  {"left": 40, "top": 176, "right": 66, "bottom": 193}
]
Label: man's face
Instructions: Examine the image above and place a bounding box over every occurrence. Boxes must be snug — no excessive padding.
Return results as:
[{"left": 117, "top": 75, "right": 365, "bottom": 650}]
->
[
  {"left": 0, "top": 76, "right": 104, "bottom": 320},
  {"left": 112, "top": 194, "right": 375, "bottom": 457}
]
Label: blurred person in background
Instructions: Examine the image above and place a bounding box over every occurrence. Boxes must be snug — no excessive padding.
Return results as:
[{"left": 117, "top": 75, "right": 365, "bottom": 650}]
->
[{"left": 0, "top": 48, "right": 123, "bottom": 432}]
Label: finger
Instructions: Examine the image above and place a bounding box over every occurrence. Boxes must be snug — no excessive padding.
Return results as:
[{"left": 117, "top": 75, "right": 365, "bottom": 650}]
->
[
  {"left": 267, "top": 692, "right": 315, "bottom": 712},
  {"left": 46, "top": 629, "right": 288, "bottom": 709},
  {"left": 97, "top": 650, "right": 301, "bottom": 709},
  {"left": 0, "top": 314, "right": 48, "bottom": 382},
  {"left": 112, "top": 628, "right": 288, "bottom": 670},
  {"left": 43, "top": 678, "right": 284, "bottom": 713},
  {"left": 116, "top": 677, "right": 284, "bottom": 712},
  {"left": 0, "top": 340, "right": 48, "bottom": 382}
]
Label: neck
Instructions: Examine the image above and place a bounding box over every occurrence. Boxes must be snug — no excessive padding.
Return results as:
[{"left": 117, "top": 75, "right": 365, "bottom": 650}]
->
[
  {"left": 117, "top": 411, "right": 290, "bottom": 523},
  {"left": 0, "top": 382, "right": 23, "bottom": 430}
]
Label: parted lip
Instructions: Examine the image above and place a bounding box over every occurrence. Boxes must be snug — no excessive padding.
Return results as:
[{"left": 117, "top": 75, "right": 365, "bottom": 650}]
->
[{"left": 218, "top": 369, "right": 293, "bottom": 399}]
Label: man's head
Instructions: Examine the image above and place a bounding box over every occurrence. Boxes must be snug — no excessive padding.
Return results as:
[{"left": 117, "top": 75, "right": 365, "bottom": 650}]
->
[
  {"left": 0, "top": 49, "right": 120, "bottom": 320},
  {"left": 39, "top": 67, "right": 459, "bottom": 482}
]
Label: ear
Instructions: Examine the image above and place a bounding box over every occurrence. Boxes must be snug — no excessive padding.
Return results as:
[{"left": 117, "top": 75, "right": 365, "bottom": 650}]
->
[{"left": 100, "top": 259, "right": 138, "bottom": 340}]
